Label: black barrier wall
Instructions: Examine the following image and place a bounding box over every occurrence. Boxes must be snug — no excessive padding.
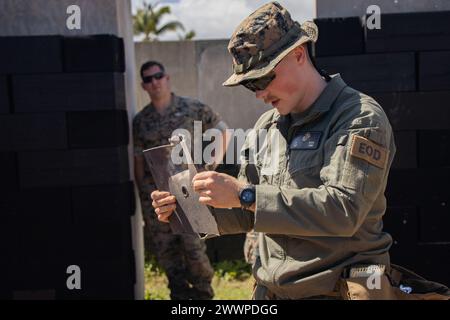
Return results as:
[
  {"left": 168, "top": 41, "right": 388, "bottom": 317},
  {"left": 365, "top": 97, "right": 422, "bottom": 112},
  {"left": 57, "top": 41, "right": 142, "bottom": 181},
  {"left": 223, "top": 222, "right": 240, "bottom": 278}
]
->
[
  {"left": 314, "top": 10, "right": 450, "bottom": 286},
  {"left": 0, "top": 35, "right": 136, "bottom": 299}
]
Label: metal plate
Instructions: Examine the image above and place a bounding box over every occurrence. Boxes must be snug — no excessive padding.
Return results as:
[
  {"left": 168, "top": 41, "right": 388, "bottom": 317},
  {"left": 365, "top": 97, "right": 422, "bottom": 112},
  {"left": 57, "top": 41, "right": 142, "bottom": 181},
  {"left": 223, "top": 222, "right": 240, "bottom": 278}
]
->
[
  {"left": 169, "top": 169, "right": 219, "bottom": 235},
  {"left": 143, "top": 140, "right": 218, "bottom": 236}
]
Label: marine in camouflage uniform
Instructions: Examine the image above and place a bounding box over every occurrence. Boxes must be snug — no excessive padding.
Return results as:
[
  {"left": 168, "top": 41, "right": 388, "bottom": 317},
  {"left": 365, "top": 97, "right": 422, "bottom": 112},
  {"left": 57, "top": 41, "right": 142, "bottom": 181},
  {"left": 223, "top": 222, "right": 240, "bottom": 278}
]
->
[
  {"left": 243, "top": 230, "right": 259, "bottom": 265},
  {"left": 133, "top": 61, "right": 224, "bottom": 300}
]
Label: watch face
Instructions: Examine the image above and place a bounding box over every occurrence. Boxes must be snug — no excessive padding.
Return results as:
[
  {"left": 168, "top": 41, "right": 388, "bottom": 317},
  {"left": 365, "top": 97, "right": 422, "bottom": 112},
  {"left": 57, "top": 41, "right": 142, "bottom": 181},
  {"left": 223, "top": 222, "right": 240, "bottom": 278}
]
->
[{"left": 241, "top": 189, "right": 255, "bottom": 204}]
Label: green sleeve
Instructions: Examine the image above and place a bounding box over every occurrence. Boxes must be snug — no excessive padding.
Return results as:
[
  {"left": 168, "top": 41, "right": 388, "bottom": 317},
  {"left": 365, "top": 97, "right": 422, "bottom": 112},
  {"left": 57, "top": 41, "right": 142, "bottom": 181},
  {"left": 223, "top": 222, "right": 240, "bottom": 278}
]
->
[
  {"left": 254, "top": 111, "right": 396, "bottom": 237},
  {"left": 211, "top": 208, "right": 254, "bottom": 235}
]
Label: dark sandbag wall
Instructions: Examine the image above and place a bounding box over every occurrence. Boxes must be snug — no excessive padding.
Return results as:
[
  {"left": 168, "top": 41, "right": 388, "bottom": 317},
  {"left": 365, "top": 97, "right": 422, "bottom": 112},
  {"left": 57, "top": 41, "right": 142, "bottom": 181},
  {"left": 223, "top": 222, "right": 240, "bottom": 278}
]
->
[{"left": 0, "top": 35, "right": 136, "bottom": 299}]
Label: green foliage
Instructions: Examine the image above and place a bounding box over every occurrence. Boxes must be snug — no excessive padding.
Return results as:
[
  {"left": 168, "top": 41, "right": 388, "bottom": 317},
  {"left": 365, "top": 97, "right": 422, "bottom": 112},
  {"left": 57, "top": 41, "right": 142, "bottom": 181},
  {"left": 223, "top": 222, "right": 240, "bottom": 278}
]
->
[
  {"left": 178, "top": 30, "right": 196, "bottom": 41},
  {"left": 144, "top": 252, "right": 165, "bottom": 276},
  {"left": 133, "top": 1, "right": 195, "bottom": 41},
  {"left": 144, "top": 258, "right": 254, "bottom": 300},
  {"left": 145, "top": 287, "right": 169, "bottom": 300},
  {"left": 213, "top": 260, "right": 252, "bottom": 281}
]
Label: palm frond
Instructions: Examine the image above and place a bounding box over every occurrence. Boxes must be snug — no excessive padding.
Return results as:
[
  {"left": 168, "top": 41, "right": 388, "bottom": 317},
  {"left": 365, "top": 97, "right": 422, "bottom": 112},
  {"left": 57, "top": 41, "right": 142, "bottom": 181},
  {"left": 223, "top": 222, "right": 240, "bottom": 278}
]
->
[
  {"left": 156, "top": 21, "right": 185, "bottom": 35},
  {"left": 132, "top": 1, "right": 193, "bottom": 41}
]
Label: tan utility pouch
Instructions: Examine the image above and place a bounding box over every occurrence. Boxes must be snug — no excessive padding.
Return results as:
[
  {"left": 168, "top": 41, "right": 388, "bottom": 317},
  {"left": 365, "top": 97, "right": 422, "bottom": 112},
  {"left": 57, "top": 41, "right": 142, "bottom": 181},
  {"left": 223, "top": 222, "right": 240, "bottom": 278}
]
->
[{"left": 340, "top": 264, "right": 450, "bottom": 300}]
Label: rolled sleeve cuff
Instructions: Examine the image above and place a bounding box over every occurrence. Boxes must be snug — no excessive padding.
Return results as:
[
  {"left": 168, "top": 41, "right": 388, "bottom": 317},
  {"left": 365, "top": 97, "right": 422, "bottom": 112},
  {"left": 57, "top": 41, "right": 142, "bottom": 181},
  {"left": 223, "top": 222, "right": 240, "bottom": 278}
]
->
[
  {"left": 254, "top": 184, "right": 282, "bottom": 233},
  {"left": 211, "top": 207, "right": 254, "bottom": 235}
]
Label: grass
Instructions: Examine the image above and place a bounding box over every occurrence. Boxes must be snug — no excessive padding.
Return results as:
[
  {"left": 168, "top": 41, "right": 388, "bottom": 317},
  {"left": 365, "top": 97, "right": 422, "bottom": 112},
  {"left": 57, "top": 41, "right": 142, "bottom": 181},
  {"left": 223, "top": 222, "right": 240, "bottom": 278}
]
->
[{"left": 144, "top": 256, "right": 254, "bottom": 300}]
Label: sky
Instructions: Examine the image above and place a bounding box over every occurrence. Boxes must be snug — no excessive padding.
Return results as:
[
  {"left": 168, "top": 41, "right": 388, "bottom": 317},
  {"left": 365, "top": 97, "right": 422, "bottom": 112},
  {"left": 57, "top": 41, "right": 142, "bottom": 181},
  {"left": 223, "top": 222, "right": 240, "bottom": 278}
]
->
[{"left": 131, "top": 0, "right": 316, "bottom": 41}]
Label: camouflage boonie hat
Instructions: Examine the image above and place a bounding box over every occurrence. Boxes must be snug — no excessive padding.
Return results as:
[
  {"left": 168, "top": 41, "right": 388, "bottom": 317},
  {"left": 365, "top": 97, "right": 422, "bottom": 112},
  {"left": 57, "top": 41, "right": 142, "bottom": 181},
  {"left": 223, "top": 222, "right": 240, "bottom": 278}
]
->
[{"left": 223, "top": 1, "right": 318, "bottom": 87}]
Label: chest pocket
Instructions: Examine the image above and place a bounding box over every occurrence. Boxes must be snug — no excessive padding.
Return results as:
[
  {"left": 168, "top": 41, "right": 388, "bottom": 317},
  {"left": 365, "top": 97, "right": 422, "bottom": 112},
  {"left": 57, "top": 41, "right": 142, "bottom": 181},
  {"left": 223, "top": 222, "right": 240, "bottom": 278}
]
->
[
  {"left": 143, "top": 131, "right": 162, "bottom": 146},
  {"left": 285, "top": 149, "right": 323, "bottom": 188},
  {"left": 172, "top": 116, "right": 192, "bottom": 132}
]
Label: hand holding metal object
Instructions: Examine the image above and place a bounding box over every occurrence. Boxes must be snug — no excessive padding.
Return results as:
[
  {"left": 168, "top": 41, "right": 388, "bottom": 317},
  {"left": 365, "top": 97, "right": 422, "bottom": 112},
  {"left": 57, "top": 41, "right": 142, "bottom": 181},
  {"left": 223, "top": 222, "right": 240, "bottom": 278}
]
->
[{"left": 143, "top": 134, "right": 219, "bottom": 237}]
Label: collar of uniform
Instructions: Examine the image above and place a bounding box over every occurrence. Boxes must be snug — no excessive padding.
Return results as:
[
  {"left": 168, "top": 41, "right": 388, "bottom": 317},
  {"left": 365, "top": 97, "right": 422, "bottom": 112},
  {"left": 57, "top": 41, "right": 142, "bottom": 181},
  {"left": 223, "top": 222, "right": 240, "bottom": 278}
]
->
[
  {"left": 289, "top": 74, "right": 346, "bottom": 127},
  {"left": 150, "top": 92, "right": 178, "bottom": 116}
]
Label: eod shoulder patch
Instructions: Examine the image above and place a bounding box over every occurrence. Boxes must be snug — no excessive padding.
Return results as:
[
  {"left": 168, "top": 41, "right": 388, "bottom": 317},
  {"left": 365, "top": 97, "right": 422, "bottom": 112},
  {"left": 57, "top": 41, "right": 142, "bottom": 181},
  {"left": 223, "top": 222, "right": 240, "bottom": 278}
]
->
[{"left": 350, "top": 135, "right": 389, "bottom": 169}]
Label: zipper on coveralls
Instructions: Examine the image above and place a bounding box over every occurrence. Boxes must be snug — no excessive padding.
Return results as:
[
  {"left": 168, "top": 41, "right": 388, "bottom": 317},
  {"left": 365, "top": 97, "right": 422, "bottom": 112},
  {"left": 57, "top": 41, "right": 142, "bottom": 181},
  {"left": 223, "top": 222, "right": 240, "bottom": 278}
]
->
[{"left": 270, "top": 112, "right": 322, "bottom": 285}]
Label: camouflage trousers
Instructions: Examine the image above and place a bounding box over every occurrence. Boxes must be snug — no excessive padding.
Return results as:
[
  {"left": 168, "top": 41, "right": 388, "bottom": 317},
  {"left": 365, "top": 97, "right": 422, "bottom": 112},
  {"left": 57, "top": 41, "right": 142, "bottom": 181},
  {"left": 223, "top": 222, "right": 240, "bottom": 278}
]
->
[
  {"left": 141, "top": 199, "right": 214, "bottom": 300},
  {"left": 244, "top": 230, "right": 259, "bottom": 265}
]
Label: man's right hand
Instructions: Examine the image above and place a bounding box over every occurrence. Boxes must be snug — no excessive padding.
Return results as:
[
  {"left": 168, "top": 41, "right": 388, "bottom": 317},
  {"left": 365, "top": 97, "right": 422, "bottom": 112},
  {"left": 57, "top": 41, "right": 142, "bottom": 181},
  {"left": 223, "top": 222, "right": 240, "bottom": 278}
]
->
[{"left": 150, "top": 190, "right": 177, "bottom": 223}]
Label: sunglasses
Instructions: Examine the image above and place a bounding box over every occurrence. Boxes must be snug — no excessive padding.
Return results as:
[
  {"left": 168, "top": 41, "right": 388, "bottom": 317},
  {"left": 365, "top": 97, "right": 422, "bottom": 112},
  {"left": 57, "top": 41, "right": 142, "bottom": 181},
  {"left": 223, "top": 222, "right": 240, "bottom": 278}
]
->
[
  {"left": 241, "top": 72, "right": 276, "bottom": 92},
  {"left": 143, "top": 72, "right": 165, "bottom": 84}
]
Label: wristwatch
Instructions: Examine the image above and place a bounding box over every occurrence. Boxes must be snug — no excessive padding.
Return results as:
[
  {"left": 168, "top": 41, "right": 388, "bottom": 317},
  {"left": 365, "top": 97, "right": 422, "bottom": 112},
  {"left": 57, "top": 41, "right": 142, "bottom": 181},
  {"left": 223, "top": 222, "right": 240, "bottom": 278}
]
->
[{"left": 239, "top": 184, "right": 256, "bottom": 210}]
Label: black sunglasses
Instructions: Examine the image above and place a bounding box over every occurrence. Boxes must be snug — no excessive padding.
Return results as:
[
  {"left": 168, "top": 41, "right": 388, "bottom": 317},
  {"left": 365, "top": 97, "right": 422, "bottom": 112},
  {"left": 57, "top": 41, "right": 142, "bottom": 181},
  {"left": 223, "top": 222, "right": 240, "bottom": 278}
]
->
[
  {"left": 241, "top": 72, "right": 276, "bottom": 92},
  {"left": 143, "top": 72, "right": 165, "bottom": 84}
]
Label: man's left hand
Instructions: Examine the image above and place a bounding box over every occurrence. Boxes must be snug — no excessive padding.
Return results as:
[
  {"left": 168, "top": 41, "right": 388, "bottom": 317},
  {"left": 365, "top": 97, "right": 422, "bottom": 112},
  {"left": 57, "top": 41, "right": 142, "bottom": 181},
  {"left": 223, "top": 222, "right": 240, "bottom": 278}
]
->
[{"left": 192, "top": 171, "right": 245, "bottom": 209}]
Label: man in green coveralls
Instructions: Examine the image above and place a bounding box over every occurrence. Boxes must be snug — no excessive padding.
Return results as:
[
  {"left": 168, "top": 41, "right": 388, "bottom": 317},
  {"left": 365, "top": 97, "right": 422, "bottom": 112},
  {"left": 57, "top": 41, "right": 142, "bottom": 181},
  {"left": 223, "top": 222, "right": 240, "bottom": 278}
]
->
[{"left": 151, "top": 2, "right": 398, "bottom": 299}]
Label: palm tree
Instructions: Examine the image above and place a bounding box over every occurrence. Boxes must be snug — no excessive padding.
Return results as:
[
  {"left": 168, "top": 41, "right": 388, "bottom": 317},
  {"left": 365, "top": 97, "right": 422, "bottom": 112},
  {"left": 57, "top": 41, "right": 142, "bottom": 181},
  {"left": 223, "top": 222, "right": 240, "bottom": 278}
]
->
[
  {"left": 177, "top": 29, "right": 196, "bottom": 41},
  {"left": 133, "top": 1, "right": 191, "bottom": 41},
  {"left": 183, "top": 30, "right": 196, "bottom": 41}
]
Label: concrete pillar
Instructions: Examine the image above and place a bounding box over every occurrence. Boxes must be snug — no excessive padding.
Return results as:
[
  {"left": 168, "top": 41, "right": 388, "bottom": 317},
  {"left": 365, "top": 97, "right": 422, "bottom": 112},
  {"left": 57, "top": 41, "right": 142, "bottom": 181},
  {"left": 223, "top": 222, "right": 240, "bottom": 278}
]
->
[{"left": 115, "top": 0, "right": 145, "bottom": 301}]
